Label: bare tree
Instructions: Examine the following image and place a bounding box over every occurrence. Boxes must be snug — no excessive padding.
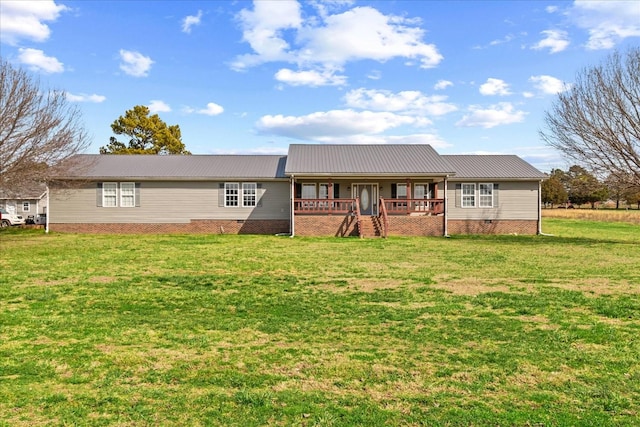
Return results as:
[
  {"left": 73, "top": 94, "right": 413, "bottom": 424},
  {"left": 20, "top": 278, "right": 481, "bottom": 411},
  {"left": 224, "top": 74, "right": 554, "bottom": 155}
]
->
[
  {"left": 540, "top": 47, "right": 640, "bottom": 186},
  {"left": 0, "top": 58, "right": 90, "bottom": 190}
]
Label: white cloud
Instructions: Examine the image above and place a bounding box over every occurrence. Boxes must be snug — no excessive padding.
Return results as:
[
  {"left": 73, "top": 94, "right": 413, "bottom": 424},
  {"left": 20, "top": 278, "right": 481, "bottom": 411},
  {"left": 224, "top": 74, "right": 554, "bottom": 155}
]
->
[
  {"left": 522, "top": 91, "right": 535, "bottom": 98},
  {"left": 532, "top": 29, "right": 570, "bottom": 53},
  {"left": 479, "top": 78, "right": 512, "bottom": 96},
  {"left": 148, "top": 100, "right": 171, "bottom": 113},
  {"left": 0, "top": 0, "right": 67, "bottom": 45},
  {"left": 275, "top": 68, "right": 347, "bottom": 87},
  {"left": 529, "top": 75, "right": 570, "bottom": 95},
  {"left": 197, "top": 102, "right": 224, "bottom": 116},
  {"left": 182, "top": 10, "right": 203, "bottom": 33},
  {"left": 232, "top": 0, "right": 302, "bottom": 69},
  {"left": 456, "top": 102, "right": 527, "bottom": 128},
  {"left": 66, "top": 93, "right": 106, "bottom": 103},
  {"left": 367, "top": 70, "right": 382, "bottom": 80},
  {"left": 434, "top": 80, "right": 453, "bottom": 90},
  {"left": 256, "top": 109, "right": 427, "bottom": 141},
  {"left": 297, "top": 7, "right": 442, "bottom": 69},
  {"left": 344, "top": 88, "right": 456, "bottom": 116},
  {"left": 233, "top": 2, "right": 442, "bottom": 80},
  {"left": 17, "top": 48, "right": 64, "bottom": 73},
  {"left": 570, "top": 0, "right": 640, "bottom": 49},
  {"left": 546, "top": 6, "right": 559, "bottom": 13},
  {"left": 119, "top": 49, "right": 153, "bottom": 77}
]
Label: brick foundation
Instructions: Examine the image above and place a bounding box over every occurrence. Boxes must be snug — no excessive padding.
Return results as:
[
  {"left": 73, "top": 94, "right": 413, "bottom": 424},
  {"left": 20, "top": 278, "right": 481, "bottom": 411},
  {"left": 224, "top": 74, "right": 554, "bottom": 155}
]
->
[
  {"left": 387, "top": 215, "right": 444, "bottom": 236},
  {"left": 447, "top": 219, "right": 538, "bottom": 235},
  {"left": 49, "top": 218, "right": 539, "bottom": 236},
  {"left": 49, "top": 219, "right": 290, "bottom": 235},
  {"left": 294, "top": 215, "right": 359, "bottom": 237}
]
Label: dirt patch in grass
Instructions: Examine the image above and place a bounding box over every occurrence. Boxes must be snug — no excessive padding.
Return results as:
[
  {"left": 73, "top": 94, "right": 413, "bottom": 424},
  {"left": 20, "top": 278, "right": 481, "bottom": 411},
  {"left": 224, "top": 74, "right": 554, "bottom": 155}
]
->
[
  {"left": 431, "top": 278, "right": 512, "bottom": 296},
  {"left": 548, "top": 278, "right": 640, "bottom": 296},
  {"left": 315, "top": 278, "right": 410, "bottom": 293}
]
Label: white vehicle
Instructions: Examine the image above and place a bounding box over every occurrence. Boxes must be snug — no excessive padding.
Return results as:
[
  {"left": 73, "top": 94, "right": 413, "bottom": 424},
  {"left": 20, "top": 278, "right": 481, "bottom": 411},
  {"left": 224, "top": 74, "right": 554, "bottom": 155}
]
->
[{"left": 0, "top": 208, "right": 25, "bottom": 227}]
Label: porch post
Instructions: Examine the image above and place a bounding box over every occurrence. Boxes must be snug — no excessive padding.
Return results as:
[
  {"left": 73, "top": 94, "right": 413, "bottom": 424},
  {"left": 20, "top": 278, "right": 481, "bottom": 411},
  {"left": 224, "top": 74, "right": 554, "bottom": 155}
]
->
[
  {"left": 328, "top": 178, "right": 333, "bottom": 215},
  {"left": 406, "top": 178, "right": 411, "bottom": 214}
]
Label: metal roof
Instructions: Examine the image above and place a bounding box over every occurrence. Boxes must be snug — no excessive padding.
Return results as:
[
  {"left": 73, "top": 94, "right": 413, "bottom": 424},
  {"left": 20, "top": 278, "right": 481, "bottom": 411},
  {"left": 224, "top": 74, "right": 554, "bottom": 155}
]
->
[
  {"left": 52, "top": 149, "right": 546, "bottom": 181},
  {"left": 442, "top": 155, "right": 547, "bottom": 179},
  {"left": 58, "top": 154, "right": 288, "bottom": 179},
  {"left": 285, "top": 144, "right": 456, "bottom": 175}
]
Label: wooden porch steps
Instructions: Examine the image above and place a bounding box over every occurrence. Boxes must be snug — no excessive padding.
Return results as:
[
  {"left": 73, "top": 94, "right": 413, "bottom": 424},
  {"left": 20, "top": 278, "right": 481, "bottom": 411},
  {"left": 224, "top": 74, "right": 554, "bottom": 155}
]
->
[{"left": 358, "top": 216, "right": 383, "bottom": 238}]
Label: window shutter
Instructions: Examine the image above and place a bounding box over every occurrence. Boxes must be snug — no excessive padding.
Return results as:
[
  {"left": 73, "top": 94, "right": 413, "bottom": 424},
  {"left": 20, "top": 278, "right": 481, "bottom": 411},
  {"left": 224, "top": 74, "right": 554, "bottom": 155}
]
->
[
  {"left": 135, "top": 183, "right": 141, "bottom": 207},
  {"left": 295, "top": 183, "right": 302, "bottom": 199},
  {"left": 455, "top": 183, "right": 461, "bottom": 208},
  {"left": 96, "top": 183, "right": 103, "bottom": 207},
  {"left": 493, "top": 183, "right": 499, "bottom": 207},
  {"left": 333, "top": 183, "right": 340, "bottom": 198},
  {"left": 391, "top": 183, "right": 397, "bottom": 199},
  {"left": 257, "top": 183, "right": 264, "bottom": 207},
  {"left": 218, "top": 183, "right": 225, "bottom": 207}
]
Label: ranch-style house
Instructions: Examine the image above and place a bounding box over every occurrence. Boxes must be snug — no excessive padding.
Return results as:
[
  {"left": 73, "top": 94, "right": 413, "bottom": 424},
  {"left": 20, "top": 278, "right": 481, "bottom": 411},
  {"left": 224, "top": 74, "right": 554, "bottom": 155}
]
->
[{"left": 47, "top": 144, "right": 547, "bottom": 237}]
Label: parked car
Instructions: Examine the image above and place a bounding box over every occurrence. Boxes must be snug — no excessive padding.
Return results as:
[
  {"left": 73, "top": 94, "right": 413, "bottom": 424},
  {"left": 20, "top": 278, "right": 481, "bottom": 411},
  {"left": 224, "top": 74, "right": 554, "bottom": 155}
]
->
[{"left": 0, "top": 208, "right": 25, "bottom": 227}]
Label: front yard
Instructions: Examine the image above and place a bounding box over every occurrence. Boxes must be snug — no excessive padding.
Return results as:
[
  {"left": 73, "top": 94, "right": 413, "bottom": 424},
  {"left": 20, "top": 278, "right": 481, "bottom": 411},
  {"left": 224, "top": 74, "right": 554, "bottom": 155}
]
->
[{"left": 1, "top": 219, "right": 638, "bottom": 426}]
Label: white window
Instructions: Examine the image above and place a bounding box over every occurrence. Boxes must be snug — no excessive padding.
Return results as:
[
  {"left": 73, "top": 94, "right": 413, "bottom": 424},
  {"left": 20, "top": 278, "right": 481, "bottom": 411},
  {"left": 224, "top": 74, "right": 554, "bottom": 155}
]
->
[
  {"left": 103, "top": 183, "right": 118, "bottom": 207},
  {"left": 414, "top": 183, "right": 430, "bottom": 199},
  {"left": 120, "top": 182, "right": 135, "bottom": 207},
  {"left": 396, "top": 183, "right": 407, "bottom": 199},
  {"left": 319, "top": 183, "right": 329, "bottom": 199},
  {"left": 22, "top": 202, "right": 31, "bottom": 212},
  {"left": 242, "top": 183, "right": 257, "bottom": 207},
  {"left": 479, "top": 183, "right": 494, "bottom": 208},
  {"left": 225, "top": 183, "right": 239, "bottom": 207},
  {"left": 462, "top": 183, "right": 476, "bottom": 208},
  {"left": 302, "top": 183, "right": 316, "bottom": 199}
]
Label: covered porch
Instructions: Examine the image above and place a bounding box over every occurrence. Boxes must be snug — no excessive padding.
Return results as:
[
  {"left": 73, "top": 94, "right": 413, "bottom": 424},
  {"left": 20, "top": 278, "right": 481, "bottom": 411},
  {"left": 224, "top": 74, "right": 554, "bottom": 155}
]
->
[{"left": 291, "top": 178, "right": 446, "bottom": 238}]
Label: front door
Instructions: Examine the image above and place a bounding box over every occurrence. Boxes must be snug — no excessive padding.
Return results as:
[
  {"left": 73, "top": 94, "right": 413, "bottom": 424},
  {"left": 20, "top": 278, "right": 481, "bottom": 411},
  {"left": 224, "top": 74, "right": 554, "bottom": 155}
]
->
[{"left": 353, "top": 184, "right": 377, "bottom": 215}]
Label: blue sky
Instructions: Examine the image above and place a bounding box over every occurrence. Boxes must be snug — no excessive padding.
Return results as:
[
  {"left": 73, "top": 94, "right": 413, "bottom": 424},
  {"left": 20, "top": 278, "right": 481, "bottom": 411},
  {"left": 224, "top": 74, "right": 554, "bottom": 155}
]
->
[{"left": 1, "top": 0, "right": 639, "bottom": 172}]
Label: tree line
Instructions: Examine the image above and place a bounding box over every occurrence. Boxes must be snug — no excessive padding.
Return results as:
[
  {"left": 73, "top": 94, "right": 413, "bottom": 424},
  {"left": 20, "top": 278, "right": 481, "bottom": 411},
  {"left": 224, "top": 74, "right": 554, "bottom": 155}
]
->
[{"left": 542, "top": 165, "right": 640, "bottom": 209}]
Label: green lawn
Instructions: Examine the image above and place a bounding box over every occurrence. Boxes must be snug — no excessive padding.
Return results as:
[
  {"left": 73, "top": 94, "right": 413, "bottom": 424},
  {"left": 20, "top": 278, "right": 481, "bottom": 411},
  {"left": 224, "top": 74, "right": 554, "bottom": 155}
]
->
[{"left": 1, "top": 219, "right": 639, "bottom": 426}]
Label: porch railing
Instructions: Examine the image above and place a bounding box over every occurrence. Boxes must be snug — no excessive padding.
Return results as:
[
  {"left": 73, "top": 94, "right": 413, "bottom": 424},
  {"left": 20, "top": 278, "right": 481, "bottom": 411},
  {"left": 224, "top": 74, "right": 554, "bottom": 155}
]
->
[
  {"left": 354, "top": 197, "right": 362, "bottom": 239},
  {"left": 294, "top": 198, "right": 357, "bottom": 214},
  {"left": 293, "top": 198, "right": 444, "bottom": 215},
  {"left": 378, "top": 198, "right": 389, "bottom": 238},
  {"left": 383, "top": 198, "right": 444, "bottom": 215}
]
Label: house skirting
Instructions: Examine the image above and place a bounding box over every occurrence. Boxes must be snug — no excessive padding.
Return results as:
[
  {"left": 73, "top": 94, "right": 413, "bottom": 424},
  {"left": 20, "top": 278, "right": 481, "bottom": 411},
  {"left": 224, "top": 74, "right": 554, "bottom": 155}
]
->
[
  {"left": 447, "top": 219, "right": 538, "bottom": 235},
  {"left": 49, "top": 219, "right": 290, "bottom": 235}
]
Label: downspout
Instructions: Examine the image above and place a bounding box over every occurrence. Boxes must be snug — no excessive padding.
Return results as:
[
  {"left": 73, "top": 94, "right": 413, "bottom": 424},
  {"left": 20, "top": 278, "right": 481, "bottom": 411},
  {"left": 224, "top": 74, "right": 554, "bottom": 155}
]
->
[
  {"left": 443, "top": 175, "right": 449, "bottom": 237},
  {"left": 290, "top": 175, "right": 295, "bottom": 238},
  {"left": 45, "top": 184, "right": 50, "bottom": 234}
]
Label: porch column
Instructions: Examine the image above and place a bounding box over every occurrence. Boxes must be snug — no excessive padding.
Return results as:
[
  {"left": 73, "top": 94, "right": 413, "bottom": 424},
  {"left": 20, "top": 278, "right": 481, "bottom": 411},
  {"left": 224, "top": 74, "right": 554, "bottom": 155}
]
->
[
  {"left": 406, "top": 178, "right": 411, "bottom": 214},
  {"left": 328, "top": 178, "right": 333, "bottom": 215}
]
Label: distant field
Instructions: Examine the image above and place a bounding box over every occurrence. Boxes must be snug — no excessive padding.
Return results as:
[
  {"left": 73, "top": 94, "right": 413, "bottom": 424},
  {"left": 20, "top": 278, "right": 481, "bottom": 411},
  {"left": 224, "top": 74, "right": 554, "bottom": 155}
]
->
[
  {"left": 1, "top": 219, "right": 638, "bottom": 426},
  {"left": 543, "top": 207, "right": 640, "bottom": 224}
]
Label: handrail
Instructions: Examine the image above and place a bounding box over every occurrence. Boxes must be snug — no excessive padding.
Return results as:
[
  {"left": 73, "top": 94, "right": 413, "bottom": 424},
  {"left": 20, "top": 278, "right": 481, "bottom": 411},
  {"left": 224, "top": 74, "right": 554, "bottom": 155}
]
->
[
  {"left": 354, "top": 197, "right": 362, "bottom": 238},
  {"left": 383, "top": 198, "right": 444, "bottom": 215},
  {"left": 378, "top": 197, "right": 389, "bottom": 238},
  {"left": 294, "top": 198, "right": 356, "bottom": 214}
]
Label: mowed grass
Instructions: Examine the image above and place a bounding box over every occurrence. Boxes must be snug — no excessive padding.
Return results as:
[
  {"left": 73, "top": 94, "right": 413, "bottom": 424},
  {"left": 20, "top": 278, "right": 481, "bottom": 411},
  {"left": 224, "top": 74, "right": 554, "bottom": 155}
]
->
[{"left": 1, "top": 219, "right": 639, "bottom": 426}]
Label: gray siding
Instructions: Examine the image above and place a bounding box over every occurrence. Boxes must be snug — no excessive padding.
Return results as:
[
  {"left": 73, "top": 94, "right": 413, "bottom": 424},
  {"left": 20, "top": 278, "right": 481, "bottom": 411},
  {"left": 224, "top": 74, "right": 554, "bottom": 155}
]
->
[
  {"left": 50, "top": 181, "right": 290, "bottom": 223},
  {"left": 446, "top": 181, "right": 540, "bottom": 220}
]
